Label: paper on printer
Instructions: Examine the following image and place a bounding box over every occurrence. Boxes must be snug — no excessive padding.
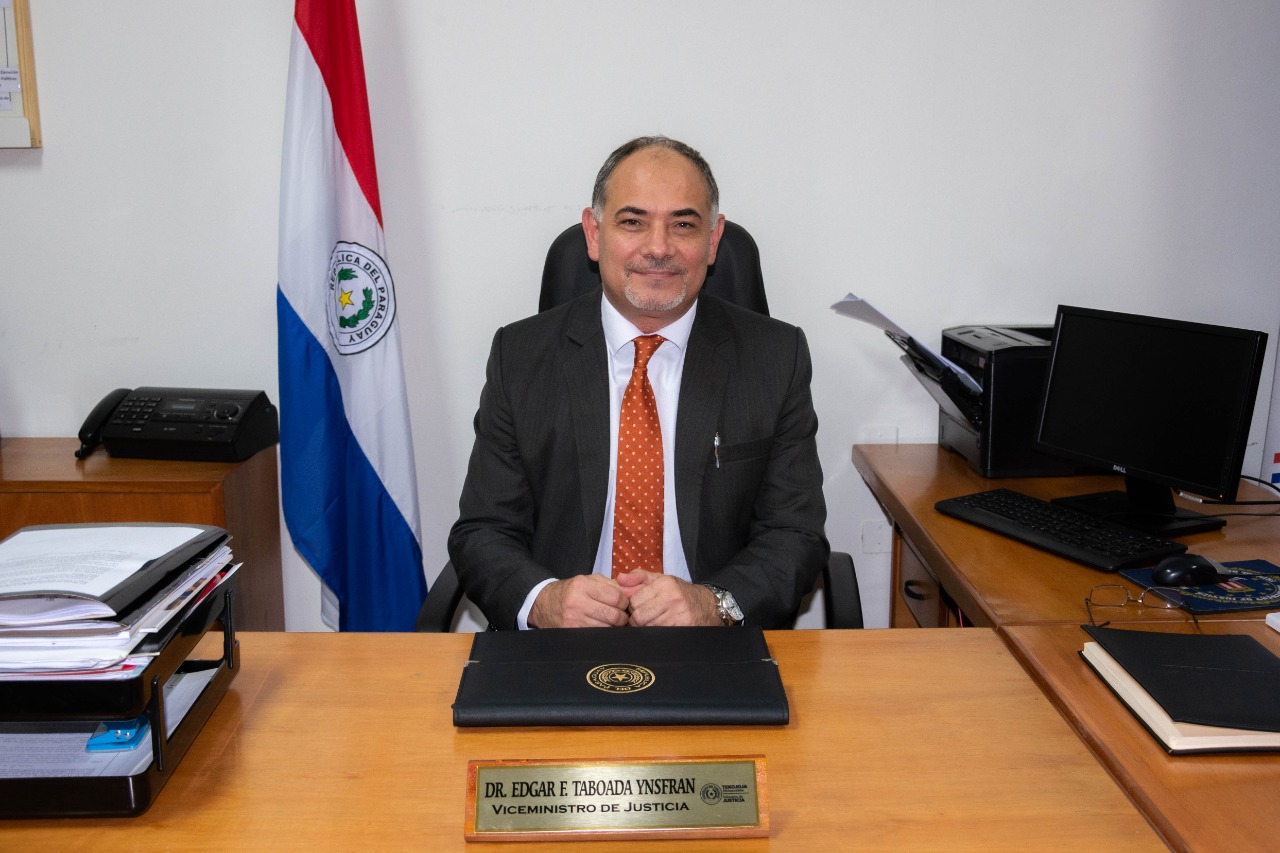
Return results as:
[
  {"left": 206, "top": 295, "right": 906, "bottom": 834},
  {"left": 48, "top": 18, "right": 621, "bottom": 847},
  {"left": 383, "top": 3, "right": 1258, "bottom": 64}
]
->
[{"left": 831, "top": 294, "right": 982, "bottom": 394}]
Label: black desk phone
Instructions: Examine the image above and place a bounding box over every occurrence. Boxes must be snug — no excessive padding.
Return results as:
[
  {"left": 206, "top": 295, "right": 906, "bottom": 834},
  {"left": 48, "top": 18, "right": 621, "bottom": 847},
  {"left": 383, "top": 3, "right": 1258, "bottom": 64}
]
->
[{"left": 76, "top": 387, "right": 279, "bottom": 462}]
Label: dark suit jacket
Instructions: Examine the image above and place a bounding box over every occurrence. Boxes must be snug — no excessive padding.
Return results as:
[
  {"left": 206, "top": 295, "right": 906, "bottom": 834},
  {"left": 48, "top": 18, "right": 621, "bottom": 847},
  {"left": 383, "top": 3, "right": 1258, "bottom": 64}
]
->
[{"left": 448, "top": 291, "right": 829, "bottom": 629}]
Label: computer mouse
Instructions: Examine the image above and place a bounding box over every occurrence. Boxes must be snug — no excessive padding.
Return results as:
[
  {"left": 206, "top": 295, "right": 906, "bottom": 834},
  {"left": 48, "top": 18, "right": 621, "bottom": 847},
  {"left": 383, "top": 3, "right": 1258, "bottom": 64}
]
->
[{"left": 1152, "top": 554, "right": 1224, "bottom": 587}]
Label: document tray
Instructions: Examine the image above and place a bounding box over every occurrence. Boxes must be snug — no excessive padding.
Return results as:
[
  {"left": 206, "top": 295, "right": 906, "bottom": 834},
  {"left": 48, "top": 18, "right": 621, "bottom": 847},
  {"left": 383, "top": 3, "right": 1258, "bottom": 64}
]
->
[
  {"left": 0, "top": 574, "right": 239, "bottom": 818},
  {"left": 452, "top": 626, "right": 789, "bottom": 727}
]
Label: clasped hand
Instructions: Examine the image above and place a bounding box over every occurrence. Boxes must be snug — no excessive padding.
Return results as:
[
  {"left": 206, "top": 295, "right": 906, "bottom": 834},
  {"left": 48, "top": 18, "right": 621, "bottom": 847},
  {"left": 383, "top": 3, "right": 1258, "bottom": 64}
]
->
[{"left": 529, "top": 571, "right": 720, "bottom": 629}]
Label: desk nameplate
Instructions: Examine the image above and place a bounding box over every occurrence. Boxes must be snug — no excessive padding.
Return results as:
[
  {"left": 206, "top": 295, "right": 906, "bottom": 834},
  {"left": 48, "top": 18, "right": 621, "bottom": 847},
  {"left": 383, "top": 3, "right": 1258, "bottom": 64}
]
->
[{"left": 464, "top": 755, "right": 768, "bottom": 842}]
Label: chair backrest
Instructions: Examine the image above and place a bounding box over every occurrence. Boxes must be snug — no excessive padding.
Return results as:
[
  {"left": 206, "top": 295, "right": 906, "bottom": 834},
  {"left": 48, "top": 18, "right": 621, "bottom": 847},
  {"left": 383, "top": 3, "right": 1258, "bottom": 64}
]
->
[{"left": 538, "top": 221, "right": 770, "bottom": 316}]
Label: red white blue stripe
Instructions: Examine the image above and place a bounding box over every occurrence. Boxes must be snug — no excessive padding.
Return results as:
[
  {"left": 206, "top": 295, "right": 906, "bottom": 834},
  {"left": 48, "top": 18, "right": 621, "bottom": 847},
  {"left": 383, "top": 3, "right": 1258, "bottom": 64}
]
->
[{"left": 276, "top": 0, "right": 426, "bottom": 630}]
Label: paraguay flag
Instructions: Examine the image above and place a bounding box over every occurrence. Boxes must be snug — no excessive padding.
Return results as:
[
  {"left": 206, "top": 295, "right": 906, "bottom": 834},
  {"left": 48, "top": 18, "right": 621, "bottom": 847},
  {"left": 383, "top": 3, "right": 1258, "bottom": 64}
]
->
[{"left": 276, "top": 0, "right": 427, "bottom": 630}]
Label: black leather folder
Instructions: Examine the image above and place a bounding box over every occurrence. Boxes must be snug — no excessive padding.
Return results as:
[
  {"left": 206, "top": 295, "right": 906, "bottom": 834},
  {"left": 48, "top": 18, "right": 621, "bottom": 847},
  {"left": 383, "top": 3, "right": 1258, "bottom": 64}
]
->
[{"left": 452, "top": 626, "right": 789, "bottom": 727}]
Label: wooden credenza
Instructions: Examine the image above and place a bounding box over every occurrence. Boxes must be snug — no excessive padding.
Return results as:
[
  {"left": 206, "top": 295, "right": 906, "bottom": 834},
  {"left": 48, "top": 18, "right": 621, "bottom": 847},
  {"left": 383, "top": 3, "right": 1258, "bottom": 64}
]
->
[{"left": 0, "top": 437, "right": 284, "bottom": 630}]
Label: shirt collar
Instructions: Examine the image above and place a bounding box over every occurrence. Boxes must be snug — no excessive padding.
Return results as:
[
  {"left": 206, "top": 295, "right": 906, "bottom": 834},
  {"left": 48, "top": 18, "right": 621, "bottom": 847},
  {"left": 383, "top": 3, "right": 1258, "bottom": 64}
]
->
[{"left": 601, "top": 295, "right": 698, "bottom": 357}]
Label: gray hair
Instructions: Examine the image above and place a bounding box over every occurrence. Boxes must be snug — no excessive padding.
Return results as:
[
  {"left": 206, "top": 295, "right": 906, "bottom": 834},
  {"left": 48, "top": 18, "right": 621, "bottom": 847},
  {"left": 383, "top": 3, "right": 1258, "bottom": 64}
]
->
[{"left": 590, "top": 136, "right": 719, "bottom": 222}]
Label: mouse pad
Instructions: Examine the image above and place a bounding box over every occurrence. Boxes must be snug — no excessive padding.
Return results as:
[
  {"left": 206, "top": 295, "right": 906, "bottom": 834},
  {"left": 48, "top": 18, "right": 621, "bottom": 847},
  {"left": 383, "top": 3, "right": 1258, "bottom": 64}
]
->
[{"left": 1119, "top": 560, "right": 1280, "bottom": 614}]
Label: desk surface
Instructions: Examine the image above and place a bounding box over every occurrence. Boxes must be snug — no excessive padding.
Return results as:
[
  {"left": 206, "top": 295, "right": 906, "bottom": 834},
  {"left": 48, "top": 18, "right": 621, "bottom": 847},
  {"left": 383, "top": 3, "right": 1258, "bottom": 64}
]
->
[
  {"left": 0, "top": 436, "right": 263, "bottom": 489},
  {"left": 853, "top": 443, "right": 1280, "bottom": 627},
  {"left": 0, "top": 631, "right": 1160, "bottom": 851},
  {"left": 1003, "top": 620, "right": 1280, "bottom": 853}
]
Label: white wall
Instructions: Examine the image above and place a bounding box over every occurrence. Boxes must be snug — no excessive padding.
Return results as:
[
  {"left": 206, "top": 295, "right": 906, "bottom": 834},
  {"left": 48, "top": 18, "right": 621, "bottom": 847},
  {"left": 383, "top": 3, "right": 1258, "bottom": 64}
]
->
[{"left": 2, "top": 1, "right": 1277, "bottom": 631}]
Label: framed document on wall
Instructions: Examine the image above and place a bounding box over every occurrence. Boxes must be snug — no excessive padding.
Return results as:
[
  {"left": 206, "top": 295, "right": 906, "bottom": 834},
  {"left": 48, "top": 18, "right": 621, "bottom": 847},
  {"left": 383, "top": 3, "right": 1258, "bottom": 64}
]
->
[{"left": 1, "top": 0, "right": 40, "bottom": 148}]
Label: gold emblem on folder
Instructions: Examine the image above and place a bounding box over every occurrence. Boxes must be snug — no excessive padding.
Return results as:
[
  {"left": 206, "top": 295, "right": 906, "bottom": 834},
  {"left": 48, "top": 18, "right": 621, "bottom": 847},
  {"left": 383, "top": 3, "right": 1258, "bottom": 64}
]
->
[{"left": 586, "top": 663, "right": 655, "bottom": 694}]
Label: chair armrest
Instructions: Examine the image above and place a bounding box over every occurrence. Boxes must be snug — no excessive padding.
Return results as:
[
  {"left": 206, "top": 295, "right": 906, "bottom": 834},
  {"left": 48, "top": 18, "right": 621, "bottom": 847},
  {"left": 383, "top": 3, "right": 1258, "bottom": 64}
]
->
[
  {"left": 415, "top": 561, "right": 465, "bottom": 632},
  {"left": 823, "top": 551, "right": 864, "bottom": 629}
]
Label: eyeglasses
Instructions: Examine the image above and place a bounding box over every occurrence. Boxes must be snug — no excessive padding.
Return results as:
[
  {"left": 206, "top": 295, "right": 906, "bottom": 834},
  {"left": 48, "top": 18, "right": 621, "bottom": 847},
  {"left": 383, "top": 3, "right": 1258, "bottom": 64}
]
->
[{"left": 1085, "top": 584, "right": 1200, "bottom": 629}]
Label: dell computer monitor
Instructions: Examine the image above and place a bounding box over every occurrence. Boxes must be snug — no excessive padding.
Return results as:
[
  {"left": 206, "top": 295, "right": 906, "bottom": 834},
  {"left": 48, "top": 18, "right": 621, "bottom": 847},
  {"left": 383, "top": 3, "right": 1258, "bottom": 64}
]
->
[{"left": 1035, "top": 305, "right": 1268, "bottom": 537}]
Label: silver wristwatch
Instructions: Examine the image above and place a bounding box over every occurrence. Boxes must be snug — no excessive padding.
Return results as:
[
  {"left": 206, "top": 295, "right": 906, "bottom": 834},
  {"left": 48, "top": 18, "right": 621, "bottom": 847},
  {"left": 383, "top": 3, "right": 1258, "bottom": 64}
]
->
[{"left": 703, "top": 584, "right": 744, "bottom": 626}]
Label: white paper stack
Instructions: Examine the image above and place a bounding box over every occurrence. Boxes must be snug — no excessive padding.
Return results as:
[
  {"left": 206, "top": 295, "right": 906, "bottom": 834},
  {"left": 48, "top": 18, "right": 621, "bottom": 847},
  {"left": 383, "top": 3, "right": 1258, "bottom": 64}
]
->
[{"left": 0, "top": 525, "right": 236, "bottom": 677}]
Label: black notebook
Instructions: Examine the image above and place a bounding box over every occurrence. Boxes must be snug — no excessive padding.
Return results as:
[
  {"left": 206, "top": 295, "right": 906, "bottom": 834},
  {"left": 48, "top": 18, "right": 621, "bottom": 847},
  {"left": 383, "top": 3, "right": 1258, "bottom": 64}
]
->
[
  {"left": 452, "top": 626, "right": 789, "bottom": 727},
  {"left": 1081, "top": 625, "right": 1280, "bottom": 753}
]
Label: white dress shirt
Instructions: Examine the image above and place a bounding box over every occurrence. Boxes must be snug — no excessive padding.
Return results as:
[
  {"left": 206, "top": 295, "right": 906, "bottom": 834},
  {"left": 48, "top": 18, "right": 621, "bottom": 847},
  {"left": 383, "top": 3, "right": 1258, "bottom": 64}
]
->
[{"left": 516, "top": 297, "right": 696, "bottom": 628}]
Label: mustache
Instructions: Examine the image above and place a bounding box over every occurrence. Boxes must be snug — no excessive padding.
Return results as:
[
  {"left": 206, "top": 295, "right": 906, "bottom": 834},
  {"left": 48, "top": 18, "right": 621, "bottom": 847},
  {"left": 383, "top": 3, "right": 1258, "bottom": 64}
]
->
[{"left": 625, "top": 260, "right": 687, "bottom": 275}]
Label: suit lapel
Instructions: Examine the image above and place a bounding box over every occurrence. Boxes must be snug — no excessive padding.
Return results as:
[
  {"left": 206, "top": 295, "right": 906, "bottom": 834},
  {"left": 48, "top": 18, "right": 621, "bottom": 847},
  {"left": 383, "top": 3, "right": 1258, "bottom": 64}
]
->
[
  {"left": 675, "top": 296, "right": 733, "bottom": 570},
  {"left": 562, "top": 294, "right": 610, "bottom": 554}
]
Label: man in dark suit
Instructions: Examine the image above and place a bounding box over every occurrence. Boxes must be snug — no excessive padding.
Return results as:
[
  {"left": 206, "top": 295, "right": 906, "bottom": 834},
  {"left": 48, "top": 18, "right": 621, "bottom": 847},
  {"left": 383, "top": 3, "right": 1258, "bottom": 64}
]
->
[{"left": 449, "top": 136, "right": 828, "bottom": 630}]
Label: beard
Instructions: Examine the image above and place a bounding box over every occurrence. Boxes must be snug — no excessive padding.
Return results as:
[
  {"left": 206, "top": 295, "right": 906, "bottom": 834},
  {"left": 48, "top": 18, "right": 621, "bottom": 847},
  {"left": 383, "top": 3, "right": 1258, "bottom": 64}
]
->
[
  {"left": 624, "top": 279, "right": 688, "bottom": 312},
  {"left": 622, "top": 260, "right": 689, "bottom": 312}
]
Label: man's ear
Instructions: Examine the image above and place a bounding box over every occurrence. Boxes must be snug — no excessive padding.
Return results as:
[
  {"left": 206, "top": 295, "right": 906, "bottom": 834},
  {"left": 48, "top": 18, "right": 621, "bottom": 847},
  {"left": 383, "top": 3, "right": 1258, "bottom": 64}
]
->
[
  {"left": 581, "top": 208, "right": 601, "bottom": 261},
  {"left": 706, "top": 214, "right": 727, "bottom": 266}
]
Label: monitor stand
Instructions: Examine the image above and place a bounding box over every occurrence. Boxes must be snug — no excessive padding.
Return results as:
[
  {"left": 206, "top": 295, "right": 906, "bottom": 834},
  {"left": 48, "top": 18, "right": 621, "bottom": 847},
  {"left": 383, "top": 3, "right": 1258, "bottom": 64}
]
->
[{"left": 1050, "top": 475, "right": 1225, "bottom": 538}]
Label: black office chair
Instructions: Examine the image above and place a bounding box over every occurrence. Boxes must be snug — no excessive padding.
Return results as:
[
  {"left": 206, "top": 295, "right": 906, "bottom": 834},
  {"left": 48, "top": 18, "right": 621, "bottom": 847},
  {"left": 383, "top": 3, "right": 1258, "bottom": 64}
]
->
[{"left": 418, "top": 222, "right": 863, "bottom": 631}]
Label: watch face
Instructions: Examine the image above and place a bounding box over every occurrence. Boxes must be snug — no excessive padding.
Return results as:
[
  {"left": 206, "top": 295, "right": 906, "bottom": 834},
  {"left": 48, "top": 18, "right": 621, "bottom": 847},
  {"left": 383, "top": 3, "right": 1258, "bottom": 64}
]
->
[
  {"left": 705, "top": 584, "right": 743, "bottom": 625},
  {"left": 719, "top": 591, "right": 744, "bottom": 624}
]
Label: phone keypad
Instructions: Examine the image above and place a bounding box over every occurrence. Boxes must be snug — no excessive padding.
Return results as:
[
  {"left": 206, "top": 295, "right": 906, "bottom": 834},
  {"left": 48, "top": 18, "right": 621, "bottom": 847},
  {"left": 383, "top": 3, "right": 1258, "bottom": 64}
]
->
[{"left": 111, "top": 396, "right": 160, "bottom": 426}]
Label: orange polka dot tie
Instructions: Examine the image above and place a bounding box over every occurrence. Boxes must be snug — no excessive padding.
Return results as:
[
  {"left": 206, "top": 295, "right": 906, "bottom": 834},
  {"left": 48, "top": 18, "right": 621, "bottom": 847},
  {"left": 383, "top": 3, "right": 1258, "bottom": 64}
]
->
[{"left": 611, "top": 334, "right": 666, "bottom": 578}]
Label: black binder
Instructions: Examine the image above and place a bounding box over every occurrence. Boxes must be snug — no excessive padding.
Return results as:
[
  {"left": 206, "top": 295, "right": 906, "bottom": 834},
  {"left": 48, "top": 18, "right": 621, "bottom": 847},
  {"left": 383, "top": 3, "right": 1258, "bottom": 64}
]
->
[{"left": 452, "top": 626, "right": 789, "bottom": 727}]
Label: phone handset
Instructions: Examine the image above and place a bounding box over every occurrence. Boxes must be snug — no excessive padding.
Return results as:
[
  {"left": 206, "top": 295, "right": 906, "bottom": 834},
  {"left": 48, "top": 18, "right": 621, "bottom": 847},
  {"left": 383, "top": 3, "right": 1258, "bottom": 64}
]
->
[{"left": 76, "top": 388, "right": 132, "bottom": 459}]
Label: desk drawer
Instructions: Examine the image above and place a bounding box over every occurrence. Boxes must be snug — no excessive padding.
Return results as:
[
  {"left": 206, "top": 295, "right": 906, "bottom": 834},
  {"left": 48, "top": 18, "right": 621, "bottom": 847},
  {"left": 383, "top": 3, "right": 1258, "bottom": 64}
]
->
[
  {"left": 894, "top": 536, "right": 949, "bottom": 628},
  {"left": 896, "top": 537, "right": 947, "bottom": 625}
]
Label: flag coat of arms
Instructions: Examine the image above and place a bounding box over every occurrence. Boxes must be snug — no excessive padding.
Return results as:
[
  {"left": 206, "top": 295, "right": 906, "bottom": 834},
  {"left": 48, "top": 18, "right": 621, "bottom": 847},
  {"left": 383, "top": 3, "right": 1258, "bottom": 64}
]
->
[{"left": 277, "top": 0, "right": 426, "bottom": 630}]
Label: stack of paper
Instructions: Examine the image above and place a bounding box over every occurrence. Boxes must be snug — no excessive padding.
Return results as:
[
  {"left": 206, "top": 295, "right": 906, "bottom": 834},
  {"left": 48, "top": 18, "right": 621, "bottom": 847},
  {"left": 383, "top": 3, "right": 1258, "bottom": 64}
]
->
[{"left": 0, "top": 524, "right": 237, "bottom": 678}]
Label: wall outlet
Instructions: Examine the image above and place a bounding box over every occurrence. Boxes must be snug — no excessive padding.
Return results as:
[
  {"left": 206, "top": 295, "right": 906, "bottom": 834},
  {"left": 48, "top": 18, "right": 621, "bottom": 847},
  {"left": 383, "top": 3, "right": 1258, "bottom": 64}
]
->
[
  {"left": 861, "top": 519, "right": 892, "bottom": 554},
  {"left": 858, "top": 425, "right": 899, "bottom": 445}
]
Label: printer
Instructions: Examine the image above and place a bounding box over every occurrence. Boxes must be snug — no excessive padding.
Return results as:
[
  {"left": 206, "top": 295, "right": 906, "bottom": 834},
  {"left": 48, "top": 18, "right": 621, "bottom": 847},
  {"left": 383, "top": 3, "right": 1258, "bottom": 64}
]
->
[{"left": 902, "top": 324, "right": 1083, "bottom": 478}]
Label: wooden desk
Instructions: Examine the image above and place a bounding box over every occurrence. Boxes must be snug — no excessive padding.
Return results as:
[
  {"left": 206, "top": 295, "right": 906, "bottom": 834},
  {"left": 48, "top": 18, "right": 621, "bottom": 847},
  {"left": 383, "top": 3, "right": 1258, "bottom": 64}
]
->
[
  {"left": 0, "top": 631, "right": 1161, "bottom": 851},
  {"left": 0, "top": 437, "right": 284, "bottom": 630},
  {"left": 1003, "top": 621, "right": 1280, "bottom": 853},
  {"left": 852, "top": 444, "right": 1280, "bottom": 629}
]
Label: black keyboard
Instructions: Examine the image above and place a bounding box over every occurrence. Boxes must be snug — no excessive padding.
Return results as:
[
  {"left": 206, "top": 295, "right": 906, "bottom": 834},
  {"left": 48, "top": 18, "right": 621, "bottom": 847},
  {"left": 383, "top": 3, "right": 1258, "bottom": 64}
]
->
[{"left": 934, "top": 488, "right": 1187, "bottom": 571}]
